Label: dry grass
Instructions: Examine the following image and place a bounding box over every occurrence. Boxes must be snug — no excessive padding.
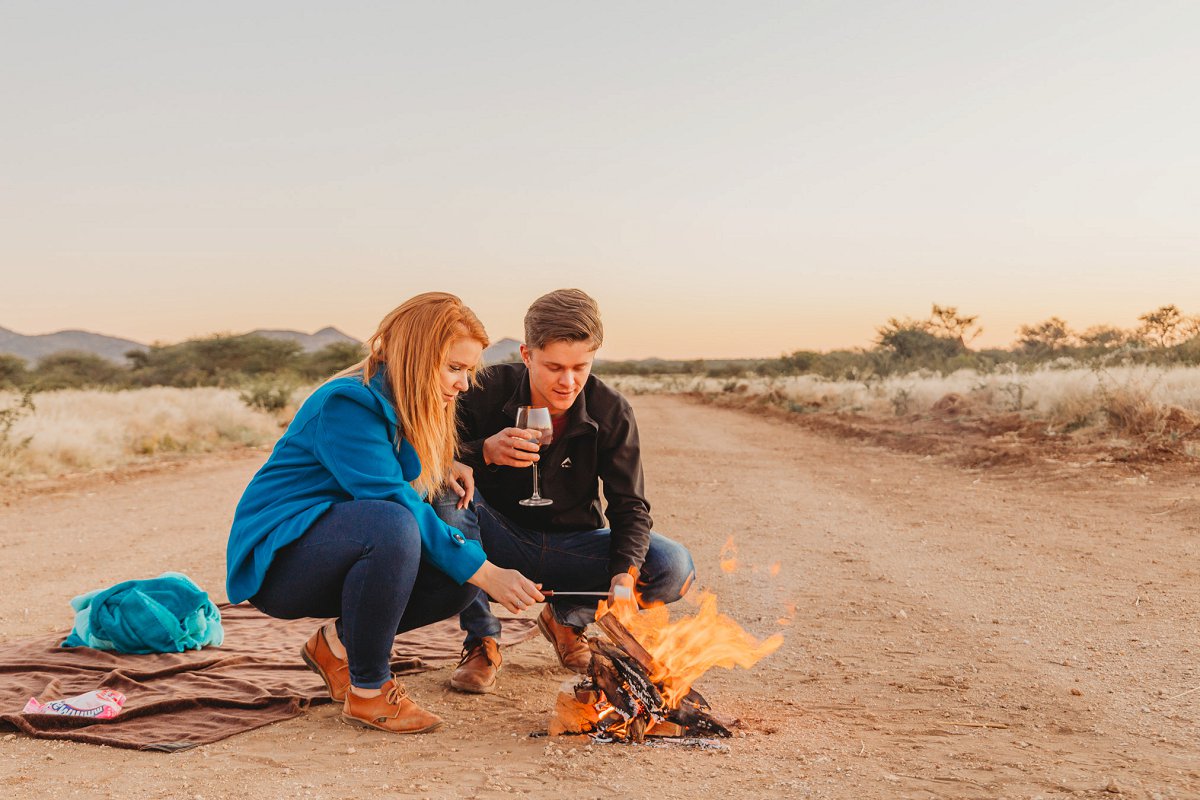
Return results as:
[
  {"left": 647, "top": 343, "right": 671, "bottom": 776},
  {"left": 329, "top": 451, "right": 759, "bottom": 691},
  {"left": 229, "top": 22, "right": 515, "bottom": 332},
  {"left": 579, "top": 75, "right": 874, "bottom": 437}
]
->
[
  {"left": 609, "top": 365, "right": 1200, "bottom": 449},
  {"left": 0, "top": 387, "right": 300, "bottom": 480},
  {"left": 4, "top": 365, "right": 1197, "bottom": 481}
]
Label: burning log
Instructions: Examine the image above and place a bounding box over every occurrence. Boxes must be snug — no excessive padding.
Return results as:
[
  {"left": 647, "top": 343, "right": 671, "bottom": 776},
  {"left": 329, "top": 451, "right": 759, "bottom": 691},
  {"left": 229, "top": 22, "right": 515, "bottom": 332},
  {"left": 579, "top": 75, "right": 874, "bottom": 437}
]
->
[
  {"left": 549, "top": 612, "right": 736, "bottom": 743},
  {"left": 590, "top": 639, "right": 666, "bottom": 721},
  {"left": 595, "top": 612, "right": 657, "bottom": 671}
]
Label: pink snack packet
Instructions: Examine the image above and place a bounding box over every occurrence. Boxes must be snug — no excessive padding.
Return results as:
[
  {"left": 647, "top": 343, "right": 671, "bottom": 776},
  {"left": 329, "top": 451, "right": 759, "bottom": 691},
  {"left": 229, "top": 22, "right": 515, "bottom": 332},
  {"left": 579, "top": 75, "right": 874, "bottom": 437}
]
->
[{"left": 23, "top": 689, "right": 126, "bottom": 719}]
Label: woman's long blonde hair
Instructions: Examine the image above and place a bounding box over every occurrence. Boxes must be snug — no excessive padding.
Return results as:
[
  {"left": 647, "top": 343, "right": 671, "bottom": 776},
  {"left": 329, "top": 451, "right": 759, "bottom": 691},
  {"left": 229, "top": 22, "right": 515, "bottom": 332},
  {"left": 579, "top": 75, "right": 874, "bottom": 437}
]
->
[{"left": 334, "top": 292, "right": 488, "bottom": 497}]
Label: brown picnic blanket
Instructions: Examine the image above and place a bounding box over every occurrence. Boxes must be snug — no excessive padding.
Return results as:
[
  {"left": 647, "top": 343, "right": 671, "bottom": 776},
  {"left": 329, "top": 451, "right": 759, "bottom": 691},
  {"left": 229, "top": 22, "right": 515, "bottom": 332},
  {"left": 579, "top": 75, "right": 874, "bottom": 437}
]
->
[{"left": 0, "top": 603, "right": 536, "bottom": 751}]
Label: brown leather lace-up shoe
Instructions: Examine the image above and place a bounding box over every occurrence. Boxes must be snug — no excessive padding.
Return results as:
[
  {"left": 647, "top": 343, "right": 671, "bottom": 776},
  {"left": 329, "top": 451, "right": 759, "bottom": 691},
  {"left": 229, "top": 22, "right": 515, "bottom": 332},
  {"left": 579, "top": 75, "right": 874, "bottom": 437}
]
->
[
  {"left": 342, "top": 678, "right": 442, "bottom": 734},
  {"left": 536, "top": 605, "right": 592, "bottom": 674},
  {"left": 301, "top": 624, "right": 350, "bottom": 702},
  {"left": 449, "top": 637, "right": 502, "bottom": 694}
]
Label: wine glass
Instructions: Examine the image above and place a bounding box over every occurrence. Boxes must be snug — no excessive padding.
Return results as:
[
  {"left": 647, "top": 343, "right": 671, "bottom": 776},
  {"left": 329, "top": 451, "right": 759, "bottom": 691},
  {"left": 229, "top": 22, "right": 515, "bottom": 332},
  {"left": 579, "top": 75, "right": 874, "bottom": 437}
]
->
[{"left": 515, "top": 405, "right": 553, "bottom": 507}]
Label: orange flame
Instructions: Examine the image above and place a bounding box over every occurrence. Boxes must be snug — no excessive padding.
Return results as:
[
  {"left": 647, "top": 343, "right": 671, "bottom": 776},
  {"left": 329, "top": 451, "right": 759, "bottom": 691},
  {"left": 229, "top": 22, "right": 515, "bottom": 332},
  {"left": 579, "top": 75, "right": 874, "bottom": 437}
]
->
[
  {"left": 776, "top": 602, "right": 796, "bottom": 627},
  {"left": 719, "top": 536, "right": 738, "bottom": 573},
  {"left": 598, "top": 590, "right": 783, "bottom": 707},
  {"left": 769, "top": 562, "right": 781, "bottom": 577}
]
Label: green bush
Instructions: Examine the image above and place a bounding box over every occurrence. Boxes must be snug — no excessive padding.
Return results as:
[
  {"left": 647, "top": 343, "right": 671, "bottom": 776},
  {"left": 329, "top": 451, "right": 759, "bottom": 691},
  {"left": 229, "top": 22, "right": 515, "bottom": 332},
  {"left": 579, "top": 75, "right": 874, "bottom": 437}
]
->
[
  {"left": 129, "top": 334, "right": 303, "bottom": 387},
  {"left": 299, "top": 341, "right": 365, "bottom": 381},
  {"left": 32, "top": 351, "right": 124, "bottom": 390},
  {"left": 239, "top": 376, "right": 299, "bottom": 413},
  {"left": 0, "top": 354, "right": 28, "bottom": 388},
  {"left": 0, "top": 389, "right": 35, "bottom": 460}
]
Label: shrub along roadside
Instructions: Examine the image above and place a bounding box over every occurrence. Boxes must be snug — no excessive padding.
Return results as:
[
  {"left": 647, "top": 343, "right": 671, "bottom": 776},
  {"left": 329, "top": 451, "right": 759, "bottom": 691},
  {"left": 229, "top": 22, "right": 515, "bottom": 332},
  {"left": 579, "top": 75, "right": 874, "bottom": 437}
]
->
[
  {"left": 1, "top": 335, "right": 365, "bottom": 412},
  {"left": 609, "top": 364, "right": 1200, "bottom": 461},
  {"left": 4, "top": 306, "right": 1199, "bottom": 390},
  {"left": 0, "top": 389, "right": 35, "bottom": 463},
  {"left": 593, "top": 305, "right": 1200, "bottom": 381}
]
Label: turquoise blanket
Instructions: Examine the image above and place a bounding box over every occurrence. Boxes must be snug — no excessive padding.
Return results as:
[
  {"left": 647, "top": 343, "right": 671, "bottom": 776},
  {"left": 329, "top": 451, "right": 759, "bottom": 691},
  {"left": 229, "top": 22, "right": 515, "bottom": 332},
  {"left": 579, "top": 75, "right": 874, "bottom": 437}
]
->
[{"left": 62, "top": 572, "right": 223, "bottom": 654}]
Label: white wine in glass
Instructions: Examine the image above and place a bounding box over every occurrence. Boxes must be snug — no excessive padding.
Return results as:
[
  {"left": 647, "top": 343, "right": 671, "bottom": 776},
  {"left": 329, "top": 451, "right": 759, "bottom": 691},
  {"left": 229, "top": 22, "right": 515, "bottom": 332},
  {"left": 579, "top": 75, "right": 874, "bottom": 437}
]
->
[{"left": 515, "top": 405, "right": 553, "bottom": 507}]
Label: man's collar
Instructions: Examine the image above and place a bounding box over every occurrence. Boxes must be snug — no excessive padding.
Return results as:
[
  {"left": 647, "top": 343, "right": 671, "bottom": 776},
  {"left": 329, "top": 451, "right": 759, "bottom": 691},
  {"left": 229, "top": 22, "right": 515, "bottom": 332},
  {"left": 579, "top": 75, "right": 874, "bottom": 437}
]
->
[
  {"left": 500, "top": 365, "right": 532, "bottom": 419},
  {"left": 500, "top": 364, "right": 597, "bottom": 434}
]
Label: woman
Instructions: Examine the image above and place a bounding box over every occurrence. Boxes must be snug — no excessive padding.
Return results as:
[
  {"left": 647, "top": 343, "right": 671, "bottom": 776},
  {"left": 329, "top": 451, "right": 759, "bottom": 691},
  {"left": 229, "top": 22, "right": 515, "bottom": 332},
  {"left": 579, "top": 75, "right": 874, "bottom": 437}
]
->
[{"left": 226, "top": 292, "right": 543, "bottom": 734}]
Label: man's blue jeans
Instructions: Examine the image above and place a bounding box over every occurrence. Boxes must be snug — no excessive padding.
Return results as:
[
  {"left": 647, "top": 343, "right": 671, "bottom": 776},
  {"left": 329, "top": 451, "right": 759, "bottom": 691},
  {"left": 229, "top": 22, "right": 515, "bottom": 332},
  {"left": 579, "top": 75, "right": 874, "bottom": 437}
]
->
[{"left": 434, "top": 491, "right": 696, "bottom": 644}]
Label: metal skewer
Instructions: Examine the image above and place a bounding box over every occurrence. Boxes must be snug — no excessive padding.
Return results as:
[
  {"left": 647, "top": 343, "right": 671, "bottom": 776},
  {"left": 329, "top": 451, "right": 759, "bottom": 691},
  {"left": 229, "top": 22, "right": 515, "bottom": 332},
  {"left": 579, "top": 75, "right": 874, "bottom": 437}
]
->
[
  {"left": 541, "top": 586, "right": 635, "bottom": 600},
  {"left": 541, "top": 591, "right": 610, "bottom": 597}
]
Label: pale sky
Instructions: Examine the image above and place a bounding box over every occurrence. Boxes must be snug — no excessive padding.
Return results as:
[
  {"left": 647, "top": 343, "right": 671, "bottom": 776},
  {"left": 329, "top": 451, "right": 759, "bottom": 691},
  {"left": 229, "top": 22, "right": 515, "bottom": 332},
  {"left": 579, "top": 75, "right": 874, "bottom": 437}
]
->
[{"left": 2, "top": 1, "right": 1197, "bottom": 359}]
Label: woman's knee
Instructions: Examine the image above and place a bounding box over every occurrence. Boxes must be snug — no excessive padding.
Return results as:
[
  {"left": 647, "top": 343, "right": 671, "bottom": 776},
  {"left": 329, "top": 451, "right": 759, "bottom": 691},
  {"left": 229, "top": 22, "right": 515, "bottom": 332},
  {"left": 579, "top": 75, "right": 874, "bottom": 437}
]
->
[{"left": 339, "top": 500, "right": 422, "bottom": 562}]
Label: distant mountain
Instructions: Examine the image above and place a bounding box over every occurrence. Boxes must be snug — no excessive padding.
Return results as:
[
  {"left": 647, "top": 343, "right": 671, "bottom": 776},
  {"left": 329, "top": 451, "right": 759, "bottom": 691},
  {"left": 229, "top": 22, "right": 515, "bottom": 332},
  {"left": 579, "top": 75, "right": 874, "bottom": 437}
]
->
[
  {"left": 248, "top": 326, "right": 360, "bottom": 353},
  {"left": 483, "top": 337, "right": 522, "bottom": 365},
  {"left": 0, "top": 326, "right": 147, "bottom": 365},
  {"left": 0, "top": 325, "right": 362, "bottom": 365}
]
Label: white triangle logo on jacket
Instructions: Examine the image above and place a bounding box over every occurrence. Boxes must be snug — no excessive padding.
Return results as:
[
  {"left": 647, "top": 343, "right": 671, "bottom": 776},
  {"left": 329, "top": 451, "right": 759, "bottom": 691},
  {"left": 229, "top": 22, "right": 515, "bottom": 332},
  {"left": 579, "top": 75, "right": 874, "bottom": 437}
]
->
[{"left": 560, "top": 457, "right": 573, "bottom": 469}]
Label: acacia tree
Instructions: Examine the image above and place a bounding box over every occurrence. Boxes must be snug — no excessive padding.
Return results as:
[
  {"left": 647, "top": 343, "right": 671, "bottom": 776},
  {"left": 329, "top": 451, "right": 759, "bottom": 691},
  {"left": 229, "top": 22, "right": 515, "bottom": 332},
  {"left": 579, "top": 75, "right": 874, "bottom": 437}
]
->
[
  {"left": 928, "top": 304, "right": 982, "bottom": 347},
  {"left": 128, "top": 334, "right": 304, "bottom": 387},
  {"left": 1015, "top": 317, "right": 1075, "bottom": 356},
  {"left": 32, "top": 351, "right": 124, "bottom": 390},
  {"left": 1137, "top": 305, "right": 1199, "bottom": 348},
  {"left": 1078, "top": 325, "right": 1132, "bottom": 351},
  {"left": 875, "top": 317, "right": 965, "bottom": 363}
]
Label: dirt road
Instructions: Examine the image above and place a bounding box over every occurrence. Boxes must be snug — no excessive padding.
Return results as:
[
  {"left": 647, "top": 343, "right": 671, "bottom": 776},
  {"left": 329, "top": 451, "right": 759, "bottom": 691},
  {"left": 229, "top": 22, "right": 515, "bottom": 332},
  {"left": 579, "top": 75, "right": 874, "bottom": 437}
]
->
[{"left": 1, "top": 395, "right": 1197, "bottom": 799}]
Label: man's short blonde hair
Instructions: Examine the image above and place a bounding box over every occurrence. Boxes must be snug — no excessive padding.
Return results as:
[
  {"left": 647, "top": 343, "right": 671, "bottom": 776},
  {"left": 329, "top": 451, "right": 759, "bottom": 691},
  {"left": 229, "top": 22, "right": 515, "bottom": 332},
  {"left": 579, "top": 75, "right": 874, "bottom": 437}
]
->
[{"left": 524, "top": 289, "right": 604, "bottom": 351}]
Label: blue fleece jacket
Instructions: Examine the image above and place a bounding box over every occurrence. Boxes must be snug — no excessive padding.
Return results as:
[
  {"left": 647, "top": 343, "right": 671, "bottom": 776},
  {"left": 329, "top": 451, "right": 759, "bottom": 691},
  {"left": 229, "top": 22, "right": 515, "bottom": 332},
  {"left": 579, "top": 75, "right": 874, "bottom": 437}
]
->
[{"left": 225, "top": 368, "right": 486, "bottom": 604}]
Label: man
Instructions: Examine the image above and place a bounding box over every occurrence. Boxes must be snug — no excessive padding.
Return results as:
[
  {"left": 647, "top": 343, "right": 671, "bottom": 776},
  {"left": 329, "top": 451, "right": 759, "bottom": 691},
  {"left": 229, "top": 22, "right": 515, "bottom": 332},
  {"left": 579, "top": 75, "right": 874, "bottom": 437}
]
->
[{"left": 438, "top": 289, "right": 696, "bottom": 693}]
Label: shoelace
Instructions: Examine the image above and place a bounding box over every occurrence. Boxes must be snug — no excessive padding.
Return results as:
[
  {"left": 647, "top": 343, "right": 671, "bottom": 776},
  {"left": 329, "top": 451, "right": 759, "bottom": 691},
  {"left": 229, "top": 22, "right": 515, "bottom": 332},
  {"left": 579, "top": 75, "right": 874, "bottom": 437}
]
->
[
  {"left": 384, "top": 678, "right": 408, "bottom": 707},
  {"left": 457, "top": 642, "right": 498, "bottom": 668}
]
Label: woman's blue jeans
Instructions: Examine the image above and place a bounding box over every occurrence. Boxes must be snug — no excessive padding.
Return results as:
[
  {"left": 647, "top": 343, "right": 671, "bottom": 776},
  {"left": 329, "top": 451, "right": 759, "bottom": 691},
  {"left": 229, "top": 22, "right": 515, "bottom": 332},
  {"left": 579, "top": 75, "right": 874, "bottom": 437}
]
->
[{"left": 250, "top": 499, "right": 478, "bottom": 689}]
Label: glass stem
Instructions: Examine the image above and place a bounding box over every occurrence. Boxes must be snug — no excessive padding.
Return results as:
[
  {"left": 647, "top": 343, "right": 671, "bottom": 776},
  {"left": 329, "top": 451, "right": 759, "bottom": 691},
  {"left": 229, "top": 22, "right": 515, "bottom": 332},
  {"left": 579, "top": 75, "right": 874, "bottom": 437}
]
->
[{"left": 530, "top": 462, "right": 541, "bottom": 499}]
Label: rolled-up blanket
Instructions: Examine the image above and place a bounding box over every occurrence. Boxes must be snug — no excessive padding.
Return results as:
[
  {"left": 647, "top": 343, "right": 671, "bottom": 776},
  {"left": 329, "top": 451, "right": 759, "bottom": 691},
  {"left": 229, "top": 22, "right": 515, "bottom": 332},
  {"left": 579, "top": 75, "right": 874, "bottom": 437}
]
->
[{"left": 62, "top": 572, "right": 223, "bottom": 654}]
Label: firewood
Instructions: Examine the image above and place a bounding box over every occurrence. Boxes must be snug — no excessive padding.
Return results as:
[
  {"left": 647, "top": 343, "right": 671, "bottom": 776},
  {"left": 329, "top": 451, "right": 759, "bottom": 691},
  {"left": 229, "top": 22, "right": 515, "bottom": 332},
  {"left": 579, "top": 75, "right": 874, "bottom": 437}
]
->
[
  {"left": 549, "top": 679, "right": 599, "bottom": 736},
  {"left": 573, "top": 685, "right": 602, "bottom": 706},
  {"left": 596, "top": 612, "right": 658, "bottom": 673},
  {"left": 645, "top": 719, "right": 683, "bottom": 737},
  {"left": 588, "top": 650, "right": 639, "bottom": 722},
  {"left": 589, "top": 639, "right": 666, "bottom": 718},
  {"left": 628, "top": 716, "right": 648, "bottom": 743},
  {"left": 544, "top": 612, "right": 739, "bottom": 742},
  {"left": 666, "top": 689, "right": 734, "bottom": 737}
]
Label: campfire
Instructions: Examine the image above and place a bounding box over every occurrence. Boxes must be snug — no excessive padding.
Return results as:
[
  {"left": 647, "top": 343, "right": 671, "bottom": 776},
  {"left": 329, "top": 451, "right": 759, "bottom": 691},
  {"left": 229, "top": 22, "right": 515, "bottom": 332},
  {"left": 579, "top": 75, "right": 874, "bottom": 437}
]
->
[{"left": 548, "top": 592, "right": 783, "bottom": 743}]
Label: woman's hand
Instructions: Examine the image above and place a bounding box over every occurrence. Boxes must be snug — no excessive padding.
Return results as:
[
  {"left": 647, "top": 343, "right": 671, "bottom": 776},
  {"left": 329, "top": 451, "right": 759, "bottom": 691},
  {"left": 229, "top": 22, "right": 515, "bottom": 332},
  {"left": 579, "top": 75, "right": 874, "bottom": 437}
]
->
[
  {"left": 467, "top": 561, "right": 544, "bottom": 614},
  {"left": 447, "top": 461, "right": 475, "bottom": 509}
]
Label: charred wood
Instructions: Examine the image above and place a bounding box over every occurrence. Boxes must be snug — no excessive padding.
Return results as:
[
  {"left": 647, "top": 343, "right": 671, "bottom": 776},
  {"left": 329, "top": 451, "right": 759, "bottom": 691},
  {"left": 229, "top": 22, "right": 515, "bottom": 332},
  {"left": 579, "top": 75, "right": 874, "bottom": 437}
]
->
[
  {"left": 561, "top": 618, "right": 736, "bottom": 742},
  {"left": 588, "top": 639, "right": 666, "bottom": 719},
  {"left": 596, "top": 612, "right": 658, "bottom": 672}
]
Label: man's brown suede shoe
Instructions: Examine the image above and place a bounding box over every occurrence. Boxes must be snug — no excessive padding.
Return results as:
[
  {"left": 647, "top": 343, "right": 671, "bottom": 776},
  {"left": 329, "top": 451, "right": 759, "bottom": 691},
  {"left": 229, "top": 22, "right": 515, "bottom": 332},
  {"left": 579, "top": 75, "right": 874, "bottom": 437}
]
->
[
  {"left": 301, "top": 625, "right": 350, "bottom": 702},
  {"left": 536, "top": 605, "right": 592, "bottom": 673},
  {"left": 449, "top": 637, "right": 502, "bottom": 694},
  {"left": 342, "top": 678, "right": 442, "bottom": 734}
]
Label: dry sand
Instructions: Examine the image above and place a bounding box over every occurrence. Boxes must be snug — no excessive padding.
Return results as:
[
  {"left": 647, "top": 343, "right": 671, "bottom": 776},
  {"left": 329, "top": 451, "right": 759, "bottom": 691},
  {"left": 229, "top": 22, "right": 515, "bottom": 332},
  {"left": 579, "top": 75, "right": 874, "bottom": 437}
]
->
[{"left": 1, "top": 395, "right": 1198, "bottom": 799}]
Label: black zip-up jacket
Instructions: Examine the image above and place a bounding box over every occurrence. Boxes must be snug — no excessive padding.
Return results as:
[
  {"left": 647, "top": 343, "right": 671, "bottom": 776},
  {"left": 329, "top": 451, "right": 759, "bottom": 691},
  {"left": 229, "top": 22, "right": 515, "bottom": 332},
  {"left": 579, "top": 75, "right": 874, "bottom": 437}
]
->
[{"left": 456, "top": 362, "right": 652, "bottom": 577}]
